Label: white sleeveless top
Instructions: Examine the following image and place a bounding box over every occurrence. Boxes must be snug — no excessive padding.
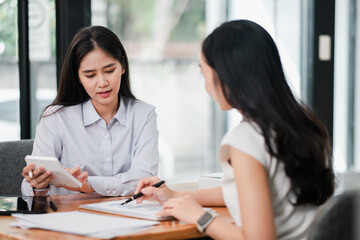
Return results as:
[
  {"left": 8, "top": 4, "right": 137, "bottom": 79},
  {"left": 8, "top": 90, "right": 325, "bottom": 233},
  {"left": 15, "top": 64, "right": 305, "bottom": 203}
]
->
[{"left": 219, "top": 121, "right": 319, "bottom": 240}]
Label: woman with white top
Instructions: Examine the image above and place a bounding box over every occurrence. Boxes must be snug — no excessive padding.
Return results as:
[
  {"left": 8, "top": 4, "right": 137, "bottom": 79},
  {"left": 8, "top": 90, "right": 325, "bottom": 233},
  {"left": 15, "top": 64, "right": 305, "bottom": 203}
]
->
[
  {"left": 134, "top": 20, "right": 334, "bottom": 239},
  {"left": 22, "top": 26, "right": 159, "bottom": 196}
]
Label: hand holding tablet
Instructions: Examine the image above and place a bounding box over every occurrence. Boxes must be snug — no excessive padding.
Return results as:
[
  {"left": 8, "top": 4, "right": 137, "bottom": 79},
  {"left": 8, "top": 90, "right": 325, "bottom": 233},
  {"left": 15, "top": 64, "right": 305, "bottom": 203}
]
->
[{"left": 25, "top": 155, "right": 82, "bottom": 188}]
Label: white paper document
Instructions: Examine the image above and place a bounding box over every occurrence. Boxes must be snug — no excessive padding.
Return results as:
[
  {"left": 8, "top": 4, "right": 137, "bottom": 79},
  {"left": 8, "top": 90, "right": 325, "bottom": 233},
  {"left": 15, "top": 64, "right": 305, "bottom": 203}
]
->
[
  {"left": 11, "top": 211, "right": 159, "bottom": 239},
  {"left": 198, "top": 172, "right": 223, "bottom": 189},
  {"left": 80, "top": 200, "right": 172, "bottom": 220}
]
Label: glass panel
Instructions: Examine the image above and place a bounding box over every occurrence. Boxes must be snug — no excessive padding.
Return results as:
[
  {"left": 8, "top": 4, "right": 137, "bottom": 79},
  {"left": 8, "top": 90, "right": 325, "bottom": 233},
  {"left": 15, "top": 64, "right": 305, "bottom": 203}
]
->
[
  {"left": 28, "top": 0, "right": 57, "bottom": 138},
  {"left": 92, "top": 0, "right": 211, "bottom": 182},
  {"left": 353, "top": 0, "right": 360, "bottom": 170},
  {"left": 227, "top": 0, "right": 302, "bottom": 129},
  {"left": 333, "top": 0, "right": 350, "bottom": 172},
  {"left": 92, "top": 0, "right": 308, "bottom": 182},
  {"left": 0, "top": 0, "right": 20, "bottom": 141}
]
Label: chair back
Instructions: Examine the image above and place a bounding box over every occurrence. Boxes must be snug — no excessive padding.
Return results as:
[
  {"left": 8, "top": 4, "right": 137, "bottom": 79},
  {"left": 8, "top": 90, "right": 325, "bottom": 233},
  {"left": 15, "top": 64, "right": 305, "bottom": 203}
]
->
[
  {"left": 308, "top": 190, "right": 360, "bottom": 240},
  {"left": 0, "top": 139, "right": 33, "bottom": 195}
]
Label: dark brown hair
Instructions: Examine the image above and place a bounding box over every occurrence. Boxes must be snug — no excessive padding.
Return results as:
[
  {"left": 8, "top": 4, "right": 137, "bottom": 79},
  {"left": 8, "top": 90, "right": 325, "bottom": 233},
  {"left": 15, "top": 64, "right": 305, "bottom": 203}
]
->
[
  {"left": 202, "top": 20, "right": 334, "bottom": 206},
  {"left": 46, "top": 25, "right": 135, "bottom": 112}
]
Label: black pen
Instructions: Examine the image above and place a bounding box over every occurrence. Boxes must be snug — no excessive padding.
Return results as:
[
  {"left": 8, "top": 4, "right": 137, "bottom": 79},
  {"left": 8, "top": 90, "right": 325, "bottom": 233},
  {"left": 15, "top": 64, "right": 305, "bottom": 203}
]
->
[
  {"left": 50, "top": 200, "right": 58, "bottom": 211},
  {"left": 49, "top": 196, "right": 57, "bottom": 211},
  {"left": 121, "top": 180, "right": 165, "bottom": 205}
]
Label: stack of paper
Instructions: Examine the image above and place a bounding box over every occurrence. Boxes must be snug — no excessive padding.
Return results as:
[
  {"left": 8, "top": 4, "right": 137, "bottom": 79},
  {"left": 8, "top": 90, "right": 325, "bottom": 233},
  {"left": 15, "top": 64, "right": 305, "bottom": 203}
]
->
[
  {"left": 198, "top": 172, "right": 223, "bottom": 189},
  {"left": 80, "top": 200, "right": 172, "bottom": 220},
  {"left": 11, "top": 211, "right": 159, "bottom": 239}
]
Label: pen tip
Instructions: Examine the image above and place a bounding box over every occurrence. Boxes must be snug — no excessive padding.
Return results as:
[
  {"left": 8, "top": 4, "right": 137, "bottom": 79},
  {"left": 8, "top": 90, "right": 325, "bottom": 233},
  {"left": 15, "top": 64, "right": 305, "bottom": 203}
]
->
[{"left": 50, "top": 201, "right": 58, "bottom": 211}]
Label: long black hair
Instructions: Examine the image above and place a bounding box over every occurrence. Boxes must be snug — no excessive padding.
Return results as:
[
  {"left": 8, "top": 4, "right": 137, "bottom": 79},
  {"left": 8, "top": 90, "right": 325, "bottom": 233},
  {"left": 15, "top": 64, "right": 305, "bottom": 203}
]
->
[
  {"left": 202, "top": 20, "right": 334, "bottom": 206},
  {"left": 46, "top": 26, "right": 135, "bottom": 112}
]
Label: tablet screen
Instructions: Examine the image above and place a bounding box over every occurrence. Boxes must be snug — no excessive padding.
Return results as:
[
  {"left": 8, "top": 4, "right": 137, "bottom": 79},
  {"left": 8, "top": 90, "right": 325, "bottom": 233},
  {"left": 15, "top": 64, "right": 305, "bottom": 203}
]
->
[{"left": 0, "top": 196, "right": 48, "bottom": 215}]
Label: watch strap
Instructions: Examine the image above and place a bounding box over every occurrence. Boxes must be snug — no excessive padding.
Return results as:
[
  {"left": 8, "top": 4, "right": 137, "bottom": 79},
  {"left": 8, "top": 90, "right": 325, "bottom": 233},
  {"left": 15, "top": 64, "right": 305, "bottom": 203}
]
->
[{"left": 196, "top": 210, "right": 218, "bottom": 233}]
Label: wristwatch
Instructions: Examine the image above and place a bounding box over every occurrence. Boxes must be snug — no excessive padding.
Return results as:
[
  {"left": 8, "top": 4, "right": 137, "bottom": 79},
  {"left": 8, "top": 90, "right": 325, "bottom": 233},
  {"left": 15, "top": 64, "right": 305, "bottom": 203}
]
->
[{"left": 196, "top": 210, "right": 218, "bottom": 233}]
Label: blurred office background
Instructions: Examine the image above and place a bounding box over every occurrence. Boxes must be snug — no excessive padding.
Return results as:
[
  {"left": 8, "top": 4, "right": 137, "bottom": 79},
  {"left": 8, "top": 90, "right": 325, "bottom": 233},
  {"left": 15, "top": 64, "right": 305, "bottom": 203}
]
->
[{"left": 0, "top": 0, "right": 358, "bottom": 186}]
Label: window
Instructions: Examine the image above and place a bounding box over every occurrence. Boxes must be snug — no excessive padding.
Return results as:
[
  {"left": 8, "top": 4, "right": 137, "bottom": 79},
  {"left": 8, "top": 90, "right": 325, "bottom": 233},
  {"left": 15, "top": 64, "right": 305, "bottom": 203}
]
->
[
  {"left": 333, "top": 0, "right": 359, "bottom": 173},
  {"left": 0, "top": 0, "right": 56, "bottom": 141},
  {"left": 227, "top": 0, "right": 302, "bottom": 131},
  {"left": 92, "top": 0, "right": 211, "bottom": 182},
  {"left": 28, "top": 0, "right": 57, "bottom": 137},
  {"left": 0, "top": 0, "right": 20, "bottom": 141},
  {"left": 1, "top": 0, "right": 342, "bottom": 185},
  {"left": 92, "top": 0, "right": 306, "bottom": 182}
]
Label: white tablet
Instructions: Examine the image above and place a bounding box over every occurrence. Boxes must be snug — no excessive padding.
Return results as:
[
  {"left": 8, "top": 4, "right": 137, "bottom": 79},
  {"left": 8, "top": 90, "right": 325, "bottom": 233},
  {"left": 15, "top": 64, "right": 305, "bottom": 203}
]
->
[{"left": 25, "top": 155, "right": 82, "bottom": 188}]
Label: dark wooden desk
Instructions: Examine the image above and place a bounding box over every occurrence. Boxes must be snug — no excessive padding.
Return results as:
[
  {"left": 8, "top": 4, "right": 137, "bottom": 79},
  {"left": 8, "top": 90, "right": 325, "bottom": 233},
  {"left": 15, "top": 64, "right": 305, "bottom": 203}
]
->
[{"left": 0, "top": 192, "right": 231, "bottom": 239}]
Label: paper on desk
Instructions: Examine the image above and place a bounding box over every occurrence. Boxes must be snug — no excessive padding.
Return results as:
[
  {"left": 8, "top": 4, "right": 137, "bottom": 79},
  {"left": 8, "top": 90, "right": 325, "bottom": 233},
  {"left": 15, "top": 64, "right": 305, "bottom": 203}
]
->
[
  {"left": 11, "top": 211, "right": 159, "bottom": 239},
  {"left": 80, "top": 200, "right": 173, "bottom": 220}
]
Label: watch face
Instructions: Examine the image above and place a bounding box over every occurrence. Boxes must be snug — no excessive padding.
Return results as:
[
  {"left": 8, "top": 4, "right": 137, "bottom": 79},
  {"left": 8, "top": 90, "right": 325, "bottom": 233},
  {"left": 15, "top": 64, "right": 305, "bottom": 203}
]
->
[{"left": 198, "top": 211, "right": 212, "bottom": 225}]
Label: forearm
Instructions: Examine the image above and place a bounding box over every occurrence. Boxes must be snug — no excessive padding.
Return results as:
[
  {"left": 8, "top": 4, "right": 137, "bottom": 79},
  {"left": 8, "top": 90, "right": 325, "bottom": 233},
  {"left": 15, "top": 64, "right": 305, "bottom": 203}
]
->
[
  {"left": 175, "top": 187, "right": 225, "bottom": 206},
  {"left": 206, "top": 217, "right": 275, "bottom": 240},
  {"left": 88, "top": 171, "right": 154, "bottom": 196},
  {"left": 206, "top": 218, "right": 245, "bottom": 240}
]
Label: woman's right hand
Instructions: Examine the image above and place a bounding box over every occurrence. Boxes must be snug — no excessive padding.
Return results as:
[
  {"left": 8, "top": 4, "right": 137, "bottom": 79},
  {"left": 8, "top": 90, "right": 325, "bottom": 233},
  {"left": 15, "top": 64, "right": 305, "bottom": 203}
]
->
[
  {"left": 22, "top": 163, "right": 54, "bottom": 189},
  {"left": 134, "top": 176, "right": 176, "bottom": 204}
]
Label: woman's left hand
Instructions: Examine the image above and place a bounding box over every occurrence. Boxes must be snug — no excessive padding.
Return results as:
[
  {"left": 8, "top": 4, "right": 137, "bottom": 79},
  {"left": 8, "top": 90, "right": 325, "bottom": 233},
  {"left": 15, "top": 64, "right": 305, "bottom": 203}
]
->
[
  {"left": 157, "top": 195, "right": 206, "bottom": 225},
  {"left": 58, "top": 166, "right": 94, "bottom": 193}
]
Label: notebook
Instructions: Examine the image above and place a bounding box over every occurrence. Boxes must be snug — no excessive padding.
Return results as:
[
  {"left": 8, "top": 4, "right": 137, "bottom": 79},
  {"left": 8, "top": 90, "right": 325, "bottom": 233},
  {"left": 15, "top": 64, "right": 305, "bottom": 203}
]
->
[
  {"left": 198, "top": 172, "right": 223, "bottom": 189},
  {"left": 80, "top": 200, "right": 172, "bottom": 221}
]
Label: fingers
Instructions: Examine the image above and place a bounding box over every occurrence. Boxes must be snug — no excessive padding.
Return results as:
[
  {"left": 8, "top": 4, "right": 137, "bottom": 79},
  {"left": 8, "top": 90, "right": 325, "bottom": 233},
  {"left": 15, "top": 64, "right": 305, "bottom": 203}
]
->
[
  {"left": 136, "top": 195, "right": 148, "bottom": 204},
  {"left": 23, "top": 165, "right": 45, "bottom": 183},
  {"left": 31, "top": 170, "right": 54, "bottom": 189},
  {"left": 82, "top": 181, "right": 93, "bottom": 193},
  {"left": 26, "top": 163, "right": 35, "bottom": 172},
  {"left": 134, "top": 176, "right": 162, "bottom": 194},
  {"left": 157, "top": 196, "right": 204, "bottom": 224},
  {"left": 143, "top": 186, "right": 171, "bottom": 204},
  {"left": 78, "top": 171, "right": 88, "bottom": 182},
  {"left": 24, "top": 164, "right": 85, "bottom": 190},
  {"left": 55, "top": 168, "right": 90, "bottom": 193},
  {"left": 141, "top": 187, "right": 160, "bottom": 199},
  {"left": 141, "top": 186, "right": 157, "bottom": 195},
  {"left": 134, "top": 178, "right": 150, "bottom": 194},
  {"left": 161, "top": 196, "right": 193, "bottom": 211},
  {"left": 157, "top": 198, "right": 181, "bottom": 217},
  {"left": 22, "top": 164, "right": 35, "bottom": 180},
  {"left": 34, "top": 170, "right": 52, "bottom": 183},
  {"left": 59, "top": 171, "right": 89, "bottom": 193},
  {"left": 36, "top": 173, "right": 53, "bottom": 189},
  {"left": 69, "top": 166, "right": 81, "bottom": 178},
  {"left": 156, "top": 208, "right": 174, "bottom": 217},
  {"left": 32, "top": 165, "right": 45, "bottom": 178},
  {"left": 64, "top": 166, "right": 83, "bottom": 180},
  {"left": 136, "top": 187, "right": 159, "bottom": 204},
  {"left": 24, "top": 165, "right": 55, "bottom": 189},
  {"left": 134, "top": 180, "right": 143, "bottom": 195}
]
